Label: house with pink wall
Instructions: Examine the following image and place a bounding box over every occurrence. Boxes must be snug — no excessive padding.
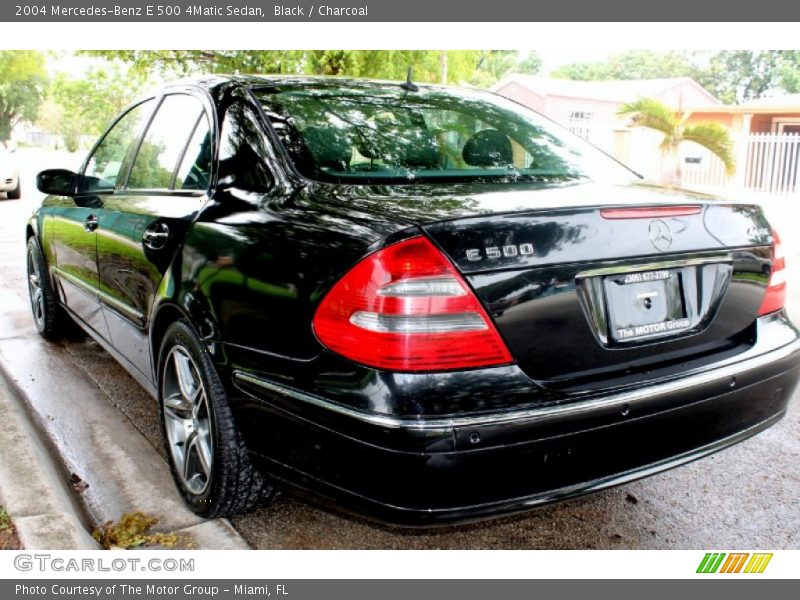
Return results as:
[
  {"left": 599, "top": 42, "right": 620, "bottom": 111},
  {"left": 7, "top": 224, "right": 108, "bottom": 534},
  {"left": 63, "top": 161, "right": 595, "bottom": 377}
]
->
[
  {"left": 491, "top": 75, "right": 723, "bottom": 180},
  {"left": 493, "top": 76, "right": 800, "bottom": 195},
  {"left": 686, "top": 93, "right": 800, "bottom": 135},
  {"left": 681, "top": 93, "right": 800, "bottom": 194},
  {"left": 492, "top": 76, "right": 717, "bottom": 146},
  {"left": 492, "top": 75, "right": 721, "bottom": 138}
]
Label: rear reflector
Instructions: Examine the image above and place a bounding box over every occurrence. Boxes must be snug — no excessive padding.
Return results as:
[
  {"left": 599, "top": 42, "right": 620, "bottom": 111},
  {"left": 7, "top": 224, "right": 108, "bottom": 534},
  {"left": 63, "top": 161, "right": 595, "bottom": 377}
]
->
[
  {"left": 600, "top": 206, "right": 702, "bottom": 219},
  {"left": 758, "top": 228, "right": 787, "bottom": 316},
  {"left": 313, "top": 236, "right": 513, "bottom": 371}
]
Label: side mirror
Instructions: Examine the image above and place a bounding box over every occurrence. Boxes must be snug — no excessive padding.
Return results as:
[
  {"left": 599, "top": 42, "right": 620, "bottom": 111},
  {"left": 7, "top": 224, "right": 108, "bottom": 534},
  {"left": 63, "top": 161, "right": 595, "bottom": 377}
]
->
[{"left": 37, "top": 169, "right": 76, "bottom": 196}]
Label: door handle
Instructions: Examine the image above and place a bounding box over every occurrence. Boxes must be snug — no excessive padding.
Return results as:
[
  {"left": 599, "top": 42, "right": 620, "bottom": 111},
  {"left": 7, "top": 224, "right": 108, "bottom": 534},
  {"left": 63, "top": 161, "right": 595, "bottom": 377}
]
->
[
  {"left": 84, "top": 214, "right": 99, "bottom": 232},
  {"left": 143, "top": 222, "right": 170, "bottom": 250}
]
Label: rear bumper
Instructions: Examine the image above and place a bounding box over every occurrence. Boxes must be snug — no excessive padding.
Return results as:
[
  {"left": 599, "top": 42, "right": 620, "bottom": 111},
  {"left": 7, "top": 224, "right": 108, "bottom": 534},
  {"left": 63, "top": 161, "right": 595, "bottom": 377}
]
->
[{"left": 232, "top": 313, "right": 800, "bottom": 526}]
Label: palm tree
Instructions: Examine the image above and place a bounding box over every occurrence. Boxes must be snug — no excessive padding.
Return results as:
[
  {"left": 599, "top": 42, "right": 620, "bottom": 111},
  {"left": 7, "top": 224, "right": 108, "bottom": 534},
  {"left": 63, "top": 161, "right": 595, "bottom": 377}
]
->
[{"left": 618, "top": 98, "right": 735, "bottom": 187}]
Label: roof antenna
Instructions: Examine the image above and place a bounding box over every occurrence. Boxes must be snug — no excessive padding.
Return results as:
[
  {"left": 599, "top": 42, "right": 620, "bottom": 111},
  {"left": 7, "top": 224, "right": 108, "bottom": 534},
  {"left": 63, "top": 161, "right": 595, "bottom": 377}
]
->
[{"left": 400, "top": 67, "right": 419, "bottom": 92}]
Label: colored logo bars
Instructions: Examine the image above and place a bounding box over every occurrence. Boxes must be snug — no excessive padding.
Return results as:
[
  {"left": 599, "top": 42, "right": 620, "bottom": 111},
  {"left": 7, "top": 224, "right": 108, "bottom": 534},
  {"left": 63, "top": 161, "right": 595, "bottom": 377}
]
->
[{"left": 697, "top": 553, "right": 773, "bottom": 574}]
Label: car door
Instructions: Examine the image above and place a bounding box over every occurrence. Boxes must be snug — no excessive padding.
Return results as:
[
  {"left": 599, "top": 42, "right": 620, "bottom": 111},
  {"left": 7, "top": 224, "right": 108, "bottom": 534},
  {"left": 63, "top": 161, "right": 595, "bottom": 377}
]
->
[
  {"left": 95, "top": 91, "right": 214, "bottom": 379},
  {"left": 51, "top": 99, "right": 155, "bottom": 339}
]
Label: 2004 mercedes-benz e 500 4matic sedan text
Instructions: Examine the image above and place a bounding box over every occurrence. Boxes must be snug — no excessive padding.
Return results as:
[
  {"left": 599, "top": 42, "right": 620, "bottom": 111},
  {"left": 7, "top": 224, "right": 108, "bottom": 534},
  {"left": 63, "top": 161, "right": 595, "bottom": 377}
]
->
[{"left": 27, "top": 76, "right": 800, "bottom": 524}]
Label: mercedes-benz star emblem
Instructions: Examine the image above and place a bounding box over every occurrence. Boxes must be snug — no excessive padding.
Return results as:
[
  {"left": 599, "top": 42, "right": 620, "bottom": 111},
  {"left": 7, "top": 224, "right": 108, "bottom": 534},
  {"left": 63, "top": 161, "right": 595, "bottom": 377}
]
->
[{"left": 649, "top": 219, "right": 673, "bottom": 252}]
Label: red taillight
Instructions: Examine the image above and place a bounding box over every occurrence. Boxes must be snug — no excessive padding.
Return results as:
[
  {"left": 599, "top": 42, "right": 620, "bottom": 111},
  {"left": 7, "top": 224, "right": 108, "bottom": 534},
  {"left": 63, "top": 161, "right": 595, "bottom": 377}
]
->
[
  {"left": 600, "top": 206, "right": 701, "bottom": 219},
  {"left": 312, "top": 236, "right": 513, "bottom": 371},
  {"left": 758, "top": 228, "right": 787, "bottom": 316}
]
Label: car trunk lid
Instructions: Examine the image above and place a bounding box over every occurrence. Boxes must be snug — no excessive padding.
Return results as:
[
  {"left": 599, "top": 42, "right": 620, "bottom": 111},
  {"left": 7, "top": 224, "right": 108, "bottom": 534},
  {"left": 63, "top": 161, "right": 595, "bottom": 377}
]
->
[
  {"left": 309, "top": 180, "right": 776, "bottom": 389},
  {"left": 417, "top": 198, "right": 773, "bottom": 389}
]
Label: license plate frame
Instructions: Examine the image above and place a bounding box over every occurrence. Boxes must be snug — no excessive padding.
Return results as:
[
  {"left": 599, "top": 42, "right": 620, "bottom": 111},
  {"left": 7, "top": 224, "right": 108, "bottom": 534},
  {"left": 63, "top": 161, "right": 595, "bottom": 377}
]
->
[{"left": 604, "top": 268, "right": 691, "bottom": 342}]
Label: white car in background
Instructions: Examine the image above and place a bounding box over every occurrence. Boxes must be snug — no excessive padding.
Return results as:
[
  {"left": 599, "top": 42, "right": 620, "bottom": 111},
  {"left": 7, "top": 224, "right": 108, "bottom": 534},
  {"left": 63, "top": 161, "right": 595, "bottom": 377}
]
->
[{"left": 0, "top": 143, "right": 20, "bottom": 199}]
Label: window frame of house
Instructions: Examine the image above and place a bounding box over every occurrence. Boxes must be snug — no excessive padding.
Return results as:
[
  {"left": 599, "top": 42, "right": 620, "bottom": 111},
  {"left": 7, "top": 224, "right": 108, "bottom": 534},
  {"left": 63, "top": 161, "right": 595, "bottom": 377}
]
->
[
  {"left": 770, "top": 117, "right": 800, "bottom": 135},
  {"left": 568, "top": 110, "right": 594, "bottom": 141}
]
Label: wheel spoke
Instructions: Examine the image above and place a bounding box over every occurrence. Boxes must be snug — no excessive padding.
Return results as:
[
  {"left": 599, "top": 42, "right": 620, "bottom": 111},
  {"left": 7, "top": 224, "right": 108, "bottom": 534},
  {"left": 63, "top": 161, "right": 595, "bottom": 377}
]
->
[
  {"left": 194, "top": 424, "right": 213, "bottom": 478},
  {"left": 35, "top": 291, "right": 44, "bottom": 319},
  {"left": 183, "top": 432, "right": 197, "bottom": 481},
  {"left": 164, "top": 391, "right": 191, "bottom": 414},
  {"left": 163, "top": 405, "right": 189, "bottom": 444},
  {"left": 164, "top": 407, "right": 187, "bottom": 430},
  {"left": 191, "top": 390, "right": 207, "bottom": 420},
  {"left": 173, "top": 350, "right": 198, "bottom": 401}
]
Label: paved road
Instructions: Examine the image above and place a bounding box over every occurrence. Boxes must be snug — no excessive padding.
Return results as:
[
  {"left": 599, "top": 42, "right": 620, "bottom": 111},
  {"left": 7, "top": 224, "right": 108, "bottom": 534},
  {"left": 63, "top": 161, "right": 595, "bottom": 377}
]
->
[{"left": 1, "top": 148, "right": 799, "bottom": 549}]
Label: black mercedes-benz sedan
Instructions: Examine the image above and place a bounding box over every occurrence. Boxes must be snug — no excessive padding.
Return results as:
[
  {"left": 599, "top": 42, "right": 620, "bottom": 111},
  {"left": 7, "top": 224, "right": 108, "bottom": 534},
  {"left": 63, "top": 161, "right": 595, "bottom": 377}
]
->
[{"left": 27, "top": 75, "right": 800, "bottom": 525}]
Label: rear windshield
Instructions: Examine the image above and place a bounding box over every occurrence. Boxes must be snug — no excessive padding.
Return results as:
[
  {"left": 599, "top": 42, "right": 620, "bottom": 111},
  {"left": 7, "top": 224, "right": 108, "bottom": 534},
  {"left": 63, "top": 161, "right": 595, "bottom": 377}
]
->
[{"left": 254, "top": 84, "right": 636, "bottom": 185}]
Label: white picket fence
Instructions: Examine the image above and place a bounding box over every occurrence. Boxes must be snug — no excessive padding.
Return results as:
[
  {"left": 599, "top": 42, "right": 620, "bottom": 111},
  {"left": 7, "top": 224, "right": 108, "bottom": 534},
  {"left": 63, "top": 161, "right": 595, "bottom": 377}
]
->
[
  {"left": 679, "top": 133, "right": 800, "bottom": 196},
  {"left": 745, "top": 133, "right": 800, "bottom": 194}
]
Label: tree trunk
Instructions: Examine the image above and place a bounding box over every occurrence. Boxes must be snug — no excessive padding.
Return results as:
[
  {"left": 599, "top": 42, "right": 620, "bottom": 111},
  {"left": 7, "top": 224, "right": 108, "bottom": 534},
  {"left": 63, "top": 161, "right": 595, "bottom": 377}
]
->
[
  {"left": 0, "top": 116, "right": 12, "bottom": 143},
  {"left": 440, "top": 51, "right": 448, "bottom": 85},
  {"left": 660, "top": 142, "right": 682, "bottom": 187}
]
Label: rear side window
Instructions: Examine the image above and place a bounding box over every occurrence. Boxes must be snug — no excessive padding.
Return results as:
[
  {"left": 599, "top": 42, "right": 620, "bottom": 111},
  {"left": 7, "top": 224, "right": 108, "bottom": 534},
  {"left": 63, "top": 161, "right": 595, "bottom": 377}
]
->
[
  {"left": 216, "top": 100, "right": 274, "bottom": 193},
  {"left": 81, "top": 100, "right": 153, "bottom": 193},
  {"left": 175, "top": 115, "right": 213, "bottom": 190},
  {"left": 127, "top": 94, "right": 208, "bottom": 190}
]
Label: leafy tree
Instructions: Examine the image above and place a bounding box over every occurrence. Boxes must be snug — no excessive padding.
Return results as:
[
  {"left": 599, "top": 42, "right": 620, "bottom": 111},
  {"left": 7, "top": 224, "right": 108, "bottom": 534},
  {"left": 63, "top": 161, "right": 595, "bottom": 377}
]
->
[
  {"left": 470, "top": 51, "right": 541, "bottom": 87},
  {"left": 0, "top": 51, "right": 47, "bottom": 140},
  {"left": 513, "top": 52, "right": 543, "bottom": 76},
  {"left": 551, "top": 50, "right": 800, "bottom": 104},
  {"left": 85, "top": 50, "right": 309, "bottom": 77},
  {"left": 83, "top": 50, "right": 540, "bottom": 87},
  {"left": 776, "top": 51, "right": 800, "bottom": 93},
  {"left": 694, "top": 51, "right": 785, "bottom": 104},
  {"left": 43, "top": 62, "right": 148, "bottom": 151},
  {"left": 618, "top": 97, "right": 734, "bottom": 186},
  {"left": 551, "top": 51, "right": 696, "bottom": 82}
]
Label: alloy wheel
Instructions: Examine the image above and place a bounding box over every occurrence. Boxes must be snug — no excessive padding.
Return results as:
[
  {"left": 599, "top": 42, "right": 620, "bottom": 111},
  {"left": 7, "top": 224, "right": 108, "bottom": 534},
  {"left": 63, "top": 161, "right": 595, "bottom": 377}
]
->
[
  {"left": 27, "top": 249, "right": 45, "bottom": 329},
  {"left": 162, "top": 346, "right": 214, "bottom": 495}
]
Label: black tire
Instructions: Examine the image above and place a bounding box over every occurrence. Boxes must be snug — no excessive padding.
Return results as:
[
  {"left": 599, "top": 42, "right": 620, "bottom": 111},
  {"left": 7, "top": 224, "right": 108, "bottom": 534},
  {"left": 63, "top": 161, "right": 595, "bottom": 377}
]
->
[
  {"left": 26, "top": 237, "right": 61, "bottom": 339},
  {"left": 158, "top": 319, "right": 276, "bottom": 518},
  {"left": 7, "top": 181, "right": 21, "bottom": 200}
]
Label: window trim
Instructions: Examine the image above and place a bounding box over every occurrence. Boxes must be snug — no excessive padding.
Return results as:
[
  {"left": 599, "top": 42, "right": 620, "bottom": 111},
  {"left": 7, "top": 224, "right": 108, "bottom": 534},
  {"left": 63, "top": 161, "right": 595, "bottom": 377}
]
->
[
  {"left": 123, "top": 92, "right": 212, "bottom": 194},
  {"left": 76, "top": 97, "right": 157, "bottom": 197},
  {"left": 119, "top": 94, "right": 164, "bottom": 191},
  {"left": 170, "top": 112, "right": 210, "bottom": 191}
]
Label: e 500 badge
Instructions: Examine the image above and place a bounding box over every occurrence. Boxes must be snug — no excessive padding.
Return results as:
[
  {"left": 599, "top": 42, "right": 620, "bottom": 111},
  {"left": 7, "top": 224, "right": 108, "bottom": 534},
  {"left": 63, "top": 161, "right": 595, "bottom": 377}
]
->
[{"left": 466, "top": 243, "right": 536, "bottom": 261}]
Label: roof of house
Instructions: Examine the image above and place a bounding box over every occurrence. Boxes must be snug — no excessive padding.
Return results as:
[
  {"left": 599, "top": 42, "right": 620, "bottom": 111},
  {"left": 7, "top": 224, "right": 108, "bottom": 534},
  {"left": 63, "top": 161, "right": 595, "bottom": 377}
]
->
[
  {"left": 491, "top": 75, "right": 722, "bottom": 105},
  {"left": 737, "top": 93, "right": 800, "bottom": 109},
  {"left": 688, "top": 93, "right": 800, "bottom": 115}
]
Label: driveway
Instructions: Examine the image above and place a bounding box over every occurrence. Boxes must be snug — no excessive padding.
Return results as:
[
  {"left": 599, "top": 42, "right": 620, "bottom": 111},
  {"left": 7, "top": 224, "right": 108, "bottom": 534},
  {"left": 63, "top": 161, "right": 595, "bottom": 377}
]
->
[{"left": 1, "top": 147, "right": 799, "bottom": 549}]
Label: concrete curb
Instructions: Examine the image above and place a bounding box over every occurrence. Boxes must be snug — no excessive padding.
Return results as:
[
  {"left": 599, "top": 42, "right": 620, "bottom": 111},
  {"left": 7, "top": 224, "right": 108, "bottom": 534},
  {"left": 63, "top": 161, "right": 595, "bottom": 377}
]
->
[
  {"left": 0, "top": 373, "right": 98, "bottom": 549},
  {"left": 0, "top": 337, "right": 251, "bottom": 550},
  {"left": 0, "top": 292, "right": 250, "bottom": 550}
]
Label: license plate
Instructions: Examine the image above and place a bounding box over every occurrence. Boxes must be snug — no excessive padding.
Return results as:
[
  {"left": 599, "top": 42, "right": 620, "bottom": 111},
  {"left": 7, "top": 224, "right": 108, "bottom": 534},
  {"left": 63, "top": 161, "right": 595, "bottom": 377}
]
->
[{"left": 604, "top": 269, "right": 690, "bottom": 342}]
